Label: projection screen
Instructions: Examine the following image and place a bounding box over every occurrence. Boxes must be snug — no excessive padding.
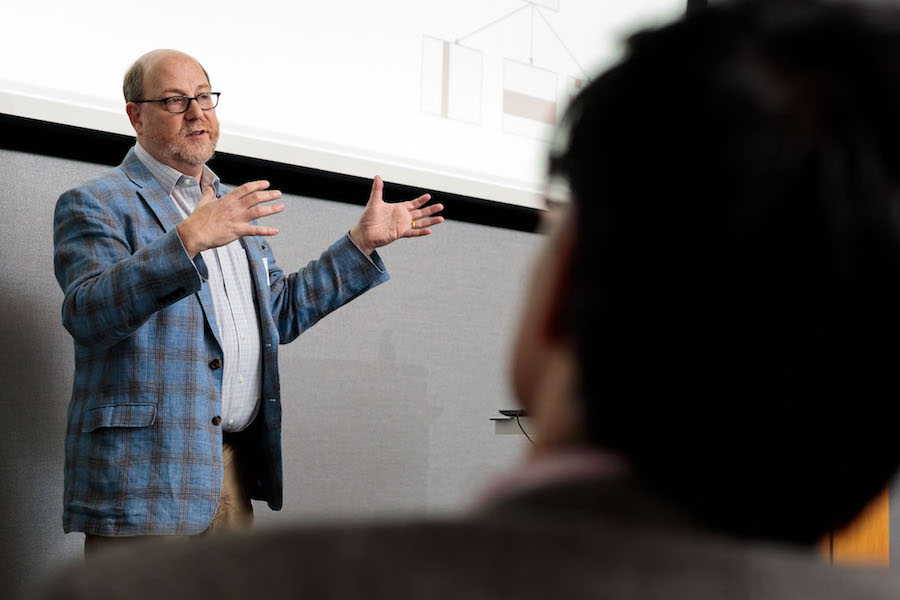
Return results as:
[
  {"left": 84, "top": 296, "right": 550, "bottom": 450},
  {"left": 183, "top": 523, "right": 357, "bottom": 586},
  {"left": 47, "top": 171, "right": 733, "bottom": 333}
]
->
[{"left": 0, "top": 0, "right": 682, "bottom": 208}]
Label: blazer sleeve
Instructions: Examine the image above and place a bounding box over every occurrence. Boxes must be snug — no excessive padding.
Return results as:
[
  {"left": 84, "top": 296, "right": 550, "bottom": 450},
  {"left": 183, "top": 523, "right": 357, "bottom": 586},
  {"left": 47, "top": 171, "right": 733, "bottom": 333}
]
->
[
  {"left": 53, "top": 185, "right": 204, "bottom": 349},
  {"left": 266, "top": 234, "right": 390, "bottom": 344}
]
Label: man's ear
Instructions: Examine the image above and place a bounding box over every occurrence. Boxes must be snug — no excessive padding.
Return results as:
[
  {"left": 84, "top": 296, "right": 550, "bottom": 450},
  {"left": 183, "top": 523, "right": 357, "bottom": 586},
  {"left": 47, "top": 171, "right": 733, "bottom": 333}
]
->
[
  {"left": 125, "top": 103, "right": 143, "bottom": 135},
  {"left": 538, "top": 213, "right": 578, "bottom": 345},
  {"left": 510, "top": 209, "right": 579, "bottom": 415}
]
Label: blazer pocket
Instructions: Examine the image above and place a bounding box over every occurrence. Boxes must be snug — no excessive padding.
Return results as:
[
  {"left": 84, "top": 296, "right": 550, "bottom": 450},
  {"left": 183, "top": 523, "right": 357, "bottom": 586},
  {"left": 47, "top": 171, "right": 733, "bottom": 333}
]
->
[{"left": 81, "top": 403, "right": 157, "bottom": 432}]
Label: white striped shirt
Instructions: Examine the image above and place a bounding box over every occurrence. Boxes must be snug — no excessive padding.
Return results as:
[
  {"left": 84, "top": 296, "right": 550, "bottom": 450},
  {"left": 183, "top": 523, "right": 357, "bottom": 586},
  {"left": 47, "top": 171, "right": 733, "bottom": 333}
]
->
[{"left": 135, "top": 143, "right": 262, "bottom": 432}]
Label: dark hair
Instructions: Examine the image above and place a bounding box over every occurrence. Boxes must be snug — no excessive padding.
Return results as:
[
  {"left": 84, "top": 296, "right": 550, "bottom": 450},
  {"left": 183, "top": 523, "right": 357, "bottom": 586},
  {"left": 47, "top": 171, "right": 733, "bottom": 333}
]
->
[{"left": 554, "top": 0, "right": 900, "bottom": 543}]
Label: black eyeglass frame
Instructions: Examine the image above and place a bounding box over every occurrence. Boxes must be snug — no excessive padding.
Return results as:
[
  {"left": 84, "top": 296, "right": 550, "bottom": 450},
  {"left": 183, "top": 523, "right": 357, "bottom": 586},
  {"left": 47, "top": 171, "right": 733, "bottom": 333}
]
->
[{"left": 133, "top": 92, "right": 221, "bottom": 114}]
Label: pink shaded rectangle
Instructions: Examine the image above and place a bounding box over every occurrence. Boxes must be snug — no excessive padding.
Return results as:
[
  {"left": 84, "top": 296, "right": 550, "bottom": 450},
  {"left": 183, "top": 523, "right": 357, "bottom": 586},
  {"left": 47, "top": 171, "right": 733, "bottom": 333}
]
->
[
  {"left": 441, "top": 41, "right": 450, "bottom": 118},
  {"left": 503, "top": 90, "right": 557, "bottom": 124}
]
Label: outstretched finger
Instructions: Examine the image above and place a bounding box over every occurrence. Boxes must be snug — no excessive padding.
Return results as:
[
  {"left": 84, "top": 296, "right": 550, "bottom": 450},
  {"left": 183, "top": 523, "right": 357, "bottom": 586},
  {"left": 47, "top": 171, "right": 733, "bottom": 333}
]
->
[
  {"left": 410, "top": 203, "right": 444, "bottom": 220},
  {"left": 369, "top": 175, "right": 384, "bottom": 205},
  {"left": 245, "top": 189, "right": 283, "bottom": 207},
  {"left": 407, "top": 193, "right": 432, "bottom": 209},
  {"left": 234, "top": 180, "right": 272, "bottom": 197},
  {"left": 247, "top": 225, "right": 280, "bottom": 237},
  {"left": 251, "top": 203, "right": 286, "bottom": 219},
  {"left": 403, "top": 227, "right": 433, "bottom": 238},
  {"left": 411, "top": 216, "right": 443, "bottom": 231}
]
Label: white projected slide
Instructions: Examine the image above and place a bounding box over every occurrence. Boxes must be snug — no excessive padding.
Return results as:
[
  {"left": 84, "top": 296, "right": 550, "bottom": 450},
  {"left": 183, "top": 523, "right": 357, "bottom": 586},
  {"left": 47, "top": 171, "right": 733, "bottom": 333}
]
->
[{"left": 0, "top": 0, "right": 682, "bottom": 209}]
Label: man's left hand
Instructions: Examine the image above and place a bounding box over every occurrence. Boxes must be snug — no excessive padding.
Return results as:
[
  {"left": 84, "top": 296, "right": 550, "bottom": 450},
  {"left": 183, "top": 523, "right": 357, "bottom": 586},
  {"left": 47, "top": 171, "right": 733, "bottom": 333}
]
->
[{"left": 349, "top": 175, "right": 444, "bottom": 255}]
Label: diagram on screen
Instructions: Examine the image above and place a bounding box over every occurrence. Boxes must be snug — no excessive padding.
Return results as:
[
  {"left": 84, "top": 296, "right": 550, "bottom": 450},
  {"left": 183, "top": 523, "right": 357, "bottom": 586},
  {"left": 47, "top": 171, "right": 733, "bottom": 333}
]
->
[{"left": 421, "top": 0, "right": 588, "bottom": 141}]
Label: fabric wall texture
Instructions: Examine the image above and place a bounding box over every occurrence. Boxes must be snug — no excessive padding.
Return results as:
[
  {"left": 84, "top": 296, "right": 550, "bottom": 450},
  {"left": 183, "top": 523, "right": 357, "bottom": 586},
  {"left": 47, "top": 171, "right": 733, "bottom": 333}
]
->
[
  {"left": 0, "top": 148, "right": 542, "bottom": 598},
  {"left": 6, "top": 147, "right": 900, "bottom": 598}
]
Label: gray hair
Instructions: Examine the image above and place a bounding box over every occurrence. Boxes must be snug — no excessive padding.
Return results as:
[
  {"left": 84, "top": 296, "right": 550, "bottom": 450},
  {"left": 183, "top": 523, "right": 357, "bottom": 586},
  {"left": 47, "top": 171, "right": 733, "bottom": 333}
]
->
[{"left": 122, "top": 59, "right": 143, "bottom": 103}]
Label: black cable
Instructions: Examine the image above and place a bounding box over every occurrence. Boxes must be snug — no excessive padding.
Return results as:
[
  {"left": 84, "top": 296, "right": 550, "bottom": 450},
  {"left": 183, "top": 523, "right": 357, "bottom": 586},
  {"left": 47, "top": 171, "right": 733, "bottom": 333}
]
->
[{"left": 516, "top": 415, "right": 535, "bottom": 445}]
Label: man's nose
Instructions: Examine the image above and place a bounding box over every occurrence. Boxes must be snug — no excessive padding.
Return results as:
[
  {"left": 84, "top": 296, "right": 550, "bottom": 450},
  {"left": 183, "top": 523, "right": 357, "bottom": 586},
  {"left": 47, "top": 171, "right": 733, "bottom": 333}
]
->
[{"left": 184, "top": 98, "right": 205, "bottom": 119}]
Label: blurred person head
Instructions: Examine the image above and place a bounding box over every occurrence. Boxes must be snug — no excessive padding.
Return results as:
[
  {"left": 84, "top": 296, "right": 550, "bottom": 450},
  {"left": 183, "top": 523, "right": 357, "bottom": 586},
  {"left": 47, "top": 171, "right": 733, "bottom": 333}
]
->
[{"left": 512, "top": 0, "right": 900, "bottom": 544}]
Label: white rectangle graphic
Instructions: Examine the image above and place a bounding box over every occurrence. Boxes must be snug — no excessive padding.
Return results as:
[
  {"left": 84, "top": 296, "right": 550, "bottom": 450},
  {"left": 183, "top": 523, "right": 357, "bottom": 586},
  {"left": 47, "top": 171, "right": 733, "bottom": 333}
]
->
[
  {"left": 503, "top": 60, "right": 557, "bottom": 141},
  {"left": 421, "top": 37, "right": 482, "bottom": 124}
]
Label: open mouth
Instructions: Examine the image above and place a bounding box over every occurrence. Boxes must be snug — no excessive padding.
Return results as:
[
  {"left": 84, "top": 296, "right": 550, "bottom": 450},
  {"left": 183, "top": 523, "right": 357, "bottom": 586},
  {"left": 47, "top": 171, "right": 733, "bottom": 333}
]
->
[{"left": 187, "top": 130, "right": 207, "bottom": 137}]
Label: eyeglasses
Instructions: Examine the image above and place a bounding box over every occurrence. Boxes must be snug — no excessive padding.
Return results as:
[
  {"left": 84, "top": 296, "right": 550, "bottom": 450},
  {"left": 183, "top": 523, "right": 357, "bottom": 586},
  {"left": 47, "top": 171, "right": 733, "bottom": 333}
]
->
[{"left": 134, "top": 92, "right": 221, "bottom": 114}]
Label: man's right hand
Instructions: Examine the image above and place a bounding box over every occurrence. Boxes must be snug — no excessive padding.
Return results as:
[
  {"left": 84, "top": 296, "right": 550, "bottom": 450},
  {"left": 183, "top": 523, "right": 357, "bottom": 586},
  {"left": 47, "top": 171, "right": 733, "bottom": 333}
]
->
[{"left": 176, "top": 181, "right": 284, "bottom": 258}]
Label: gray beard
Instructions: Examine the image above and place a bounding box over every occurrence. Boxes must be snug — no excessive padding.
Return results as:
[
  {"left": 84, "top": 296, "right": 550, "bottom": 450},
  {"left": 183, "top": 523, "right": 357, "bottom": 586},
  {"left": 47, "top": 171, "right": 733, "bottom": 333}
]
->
[
  {"left": 161, "top": 138, "right": 216, "bottom": 166},
  {"left": 143, "top": 129, "right": 217, "bottom": 167}
]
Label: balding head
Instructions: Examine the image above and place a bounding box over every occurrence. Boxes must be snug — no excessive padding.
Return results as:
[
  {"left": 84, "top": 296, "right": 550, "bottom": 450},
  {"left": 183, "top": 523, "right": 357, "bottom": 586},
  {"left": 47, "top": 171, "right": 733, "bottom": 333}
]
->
[
  {"left": 123, "top": 49, "right": 210, "bottom": 103},
  {"left": 122, "top": 49, "right": 219, "bottom": 178}
]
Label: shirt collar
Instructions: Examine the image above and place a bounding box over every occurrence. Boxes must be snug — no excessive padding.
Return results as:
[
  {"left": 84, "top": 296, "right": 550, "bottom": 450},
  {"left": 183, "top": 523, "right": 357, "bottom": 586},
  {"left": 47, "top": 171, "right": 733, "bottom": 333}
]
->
[{"left": 134, "top": 142, "right": 220, "bottom": 196}]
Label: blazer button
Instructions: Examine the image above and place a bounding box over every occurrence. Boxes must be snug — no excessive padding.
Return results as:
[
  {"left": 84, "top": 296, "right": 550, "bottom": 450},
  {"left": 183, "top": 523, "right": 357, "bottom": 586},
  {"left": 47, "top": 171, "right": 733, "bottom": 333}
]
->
[
  {"left": 209, "top": 358, "right": 222, "bottom": 370},
  {"left": 212, "top": 416, "right": 222, "bottom": 426}
]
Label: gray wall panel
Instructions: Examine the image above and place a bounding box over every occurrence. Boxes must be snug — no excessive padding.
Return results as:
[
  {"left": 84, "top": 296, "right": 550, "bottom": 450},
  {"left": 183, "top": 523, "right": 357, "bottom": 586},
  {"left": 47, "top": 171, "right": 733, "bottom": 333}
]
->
[
  {"left": 8, "top": 146, "right": 897, "bottom": 597},
  {"left": 0, "top": 148, "right": 541, "bottom": 597}
]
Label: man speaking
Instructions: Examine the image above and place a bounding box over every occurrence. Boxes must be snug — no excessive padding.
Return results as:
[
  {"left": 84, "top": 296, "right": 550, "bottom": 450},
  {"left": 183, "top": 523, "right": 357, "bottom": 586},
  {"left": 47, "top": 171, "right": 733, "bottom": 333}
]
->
[{"left": 53, "top": 49, "right": 443, "bottom": 553}]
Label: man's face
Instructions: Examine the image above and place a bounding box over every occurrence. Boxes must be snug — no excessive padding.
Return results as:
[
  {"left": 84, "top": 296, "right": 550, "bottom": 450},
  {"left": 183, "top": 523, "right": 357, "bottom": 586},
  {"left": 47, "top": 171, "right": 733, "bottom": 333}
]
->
[{"left": 132, "top": 53, "right": 220, "bottom": 174}]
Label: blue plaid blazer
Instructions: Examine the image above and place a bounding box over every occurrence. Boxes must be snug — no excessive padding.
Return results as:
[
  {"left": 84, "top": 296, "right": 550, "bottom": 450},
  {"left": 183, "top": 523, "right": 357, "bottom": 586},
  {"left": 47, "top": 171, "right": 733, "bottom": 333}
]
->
[{"left": 53, "top": 148, "right": 389, "bottom": 536}]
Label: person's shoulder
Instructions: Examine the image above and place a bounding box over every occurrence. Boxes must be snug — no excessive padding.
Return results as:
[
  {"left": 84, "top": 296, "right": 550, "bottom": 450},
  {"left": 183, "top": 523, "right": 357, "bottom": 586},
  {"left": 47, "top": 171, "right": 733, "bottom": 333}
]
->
[
  {"left": 680, "top": 533, "right": 900, "bottom": 600},
  {"left": 61, "top": 164, "right": 134, "bottom": 199},
  {"left": 30, "top": 515, "right": 900, "bottom": 600},
  {"left": 57, "top": 158, "right": 139, "bottom": 214}
]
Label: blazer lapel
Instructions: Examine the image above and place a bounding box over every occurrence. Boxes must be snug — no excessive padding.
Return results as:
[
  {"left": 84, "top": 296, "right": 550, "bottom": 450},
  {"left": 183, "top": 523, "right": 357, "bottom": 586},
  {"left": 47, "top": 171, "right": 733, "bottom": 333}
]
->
[
  {"left": 192, "top": 185, "right": 234, "bottom": 349},
  {"left": 119, "top": 147, "right": 223, "bottom": 349},
  {"left": 241, "top": 236, "right": 269, "bottom": 306},
  {"left": 194, "top": 259, "right": 223, "bottom": 351},
  {"left": 120, "top": 149, "right": 183, "bottom": 233}
]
